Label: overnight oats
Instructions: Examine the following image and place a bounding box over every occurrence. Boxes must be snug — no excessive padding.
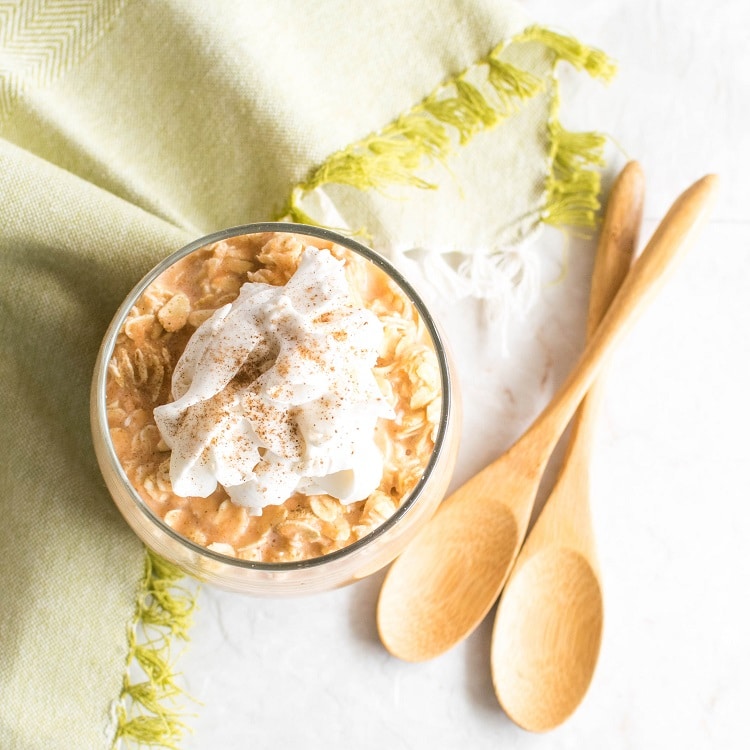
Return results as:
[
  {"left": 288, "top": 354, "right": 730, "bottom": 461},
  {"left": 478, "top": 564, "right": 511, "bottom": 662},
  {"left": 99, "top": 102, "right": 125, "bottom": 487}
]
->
[{"left": 92, "top": 224, "right": 459, "bottom": 594}]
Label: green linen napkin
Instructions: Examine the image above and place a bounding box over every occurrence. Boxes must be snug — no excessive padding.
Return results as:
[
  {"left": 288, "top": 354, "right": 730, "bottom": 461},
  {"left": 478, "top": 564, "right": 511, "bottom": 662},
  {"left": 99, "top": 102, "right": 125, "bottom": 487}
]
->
[{"left": 0, "top": 1, "right": 613, "bottom": 746}]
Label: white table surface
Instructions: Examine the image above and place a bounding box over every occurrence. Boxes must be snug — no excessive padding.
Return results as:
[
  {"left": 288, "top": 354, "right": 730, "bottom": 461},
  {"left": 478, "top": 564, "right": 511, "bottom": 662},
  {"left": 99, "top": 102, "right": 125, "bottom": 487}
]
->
[{"left": 179, "top": 2, "right": 750, "bottom": 747}]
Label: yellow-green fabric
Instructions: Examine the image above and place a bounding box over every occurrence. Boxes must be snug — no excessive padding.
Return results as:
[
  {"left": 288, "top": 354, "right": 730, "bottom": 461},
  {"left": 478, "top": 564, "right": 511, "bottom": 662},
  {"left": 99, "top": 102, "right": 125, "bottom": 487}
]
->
[
  {"left": 0, "top": 1, "right": 609, "bottom": 746},
  {"left": 0, "top": 140, "right": 191, "bottom": 748},
  {"left": 1, "top": 0, "right": 528, "bottom": 232}
]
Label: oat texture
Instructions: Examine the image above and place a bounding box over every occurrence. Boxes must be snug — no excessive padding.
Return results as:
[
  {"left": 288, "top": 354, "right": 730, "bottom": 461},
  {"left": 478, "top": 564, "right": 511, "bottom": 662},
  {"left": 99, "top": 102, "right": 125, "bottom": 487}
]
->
[{"left": 106, "top": 232, "right": 440, "bottom": 562}]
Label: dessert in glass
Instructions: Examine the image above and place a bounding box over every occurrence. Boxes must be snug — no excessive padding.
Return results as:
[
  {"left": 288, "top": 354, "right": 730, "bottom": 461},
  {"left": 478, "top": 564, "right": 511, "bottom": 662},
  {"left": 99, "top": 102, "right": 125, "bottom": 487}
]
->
[{"left": 91, "top": 223, "right": 459, "bottom": 594}]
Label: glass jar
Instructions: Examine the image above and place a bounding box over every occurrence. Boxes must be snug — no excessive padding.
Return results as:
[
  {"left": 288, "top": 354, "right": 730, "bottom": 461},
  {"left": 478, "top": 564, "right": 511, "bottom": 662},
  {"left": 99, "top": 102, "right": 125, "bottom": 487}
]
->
[{"left": 91, "top": 223, "right": 460, "bottom": 595}]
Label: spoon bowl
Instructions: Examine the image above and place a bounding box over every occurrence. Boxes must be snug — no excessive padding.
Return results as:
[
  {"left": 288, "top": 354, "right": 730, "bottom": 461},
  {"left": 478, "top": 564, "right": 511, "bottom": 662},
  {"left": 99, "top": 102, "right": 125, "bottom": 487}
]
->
[
  {"left": 491, "top": 548, "right": 603, "bottom": 731},
  {"left": 378, "top": 471, "right": 522, "bottom": 661}
]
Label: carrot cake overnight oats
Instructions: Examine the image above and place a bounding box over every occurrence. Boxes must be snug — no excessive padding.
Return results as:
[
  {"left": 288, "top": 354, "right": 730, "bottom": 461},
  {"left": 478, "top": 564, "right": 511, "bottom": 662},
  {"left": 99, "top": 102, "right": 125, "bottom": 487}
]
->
[{"left": 94, "top": 226, "right": 458, "bottom": 587}]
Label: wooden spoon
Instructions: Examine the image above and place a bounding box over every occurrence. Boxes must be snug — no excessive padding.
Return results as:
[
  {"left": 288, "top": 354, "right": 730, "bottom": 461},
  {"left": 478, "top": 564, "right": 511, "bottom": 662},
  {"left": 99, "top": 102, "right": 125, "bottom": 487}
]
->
[
  {"left": 377, "top": 171, "right": 718, "bottom": 663},
  {"left": 489, "top": 161, "right": 644, "bottom": 732}
]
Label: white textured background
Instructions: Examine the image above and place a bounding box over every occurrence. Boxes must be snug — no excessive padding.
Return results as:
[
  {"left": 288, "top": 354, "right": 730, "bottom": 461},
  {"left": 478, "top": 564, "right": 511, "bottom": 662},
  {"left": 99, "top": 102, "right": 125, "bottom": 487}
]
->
[{"left": 180, "top": 1, "right": 750, "bottom": 747}]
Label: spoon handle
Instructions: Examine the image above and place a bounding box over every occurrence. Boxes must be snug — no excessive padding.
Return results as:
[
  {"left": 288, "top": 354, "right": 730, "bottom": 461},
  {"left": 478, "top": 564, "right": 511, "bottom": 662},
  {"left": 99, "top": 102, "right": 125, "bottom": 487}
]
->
[
  {"left": 522, "top": 173, "right": 718, "bottom": 460},
  {"left": 565, "top": 162, "right": 645, "bottom": 466},
  {"left": 586, "top": 163, "right": 646, "bottom": 345}
]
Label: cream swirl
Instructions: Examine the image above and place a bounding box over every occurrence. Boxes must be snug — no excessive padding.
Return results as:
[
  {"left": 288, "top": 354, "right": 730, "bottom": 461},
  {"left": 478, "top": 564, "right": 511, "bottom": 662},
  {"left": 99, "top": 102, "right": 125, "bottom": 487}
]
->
[{"left": 153, "top": 247, "right": 394, "bottom": 514}]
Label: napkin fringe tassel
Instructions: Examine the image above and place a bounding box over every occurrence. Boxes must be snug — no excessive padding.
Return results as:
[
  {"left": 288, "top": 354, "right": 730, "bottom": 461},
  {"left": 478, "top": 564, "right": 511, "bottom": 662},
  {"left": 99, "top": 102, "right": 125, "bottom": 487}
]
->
[
  {"left": 111, "top": 550, "right": 196, "bottom": 749},
  {"left": 416, "top": 245, "right": 541, "bottom": 346},
  {"left": 540, "top": 77, "right": 609, "bottom": 231},
  {"left": 515, "top": 25, "right": 617, "bottom": 80}
]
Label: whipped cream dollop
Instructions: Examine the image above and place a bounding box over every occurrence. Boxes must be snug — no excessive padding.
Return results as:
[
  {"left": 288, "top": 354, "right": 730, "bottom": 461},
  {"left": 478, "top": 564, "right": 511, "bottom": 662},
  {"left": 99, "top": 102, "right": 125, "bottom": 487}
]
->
[{"left": 153, "top": 247, "right": 394, "bottom": 514}]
